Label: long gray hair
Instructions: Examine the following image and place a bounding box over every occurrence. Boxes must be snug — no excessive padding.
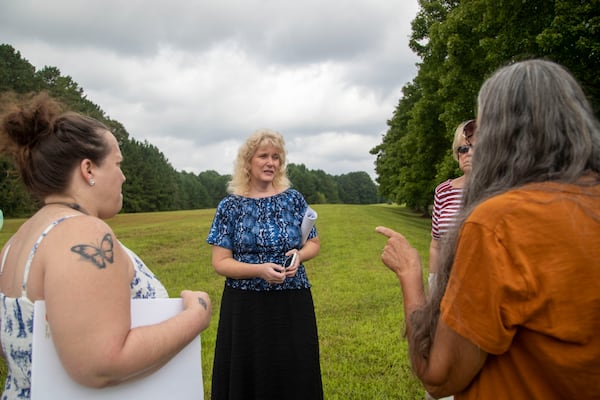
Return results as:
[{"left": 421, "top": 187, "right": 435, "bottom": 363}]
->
[{"left": 409, "top": 59, "right": 600, "bottom": 360}]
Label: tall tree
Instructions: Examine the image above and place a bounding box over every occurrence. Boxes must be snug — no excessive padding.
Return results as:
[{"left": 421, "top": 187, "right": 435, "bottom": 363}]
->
[
  {"left": 312, "top": 169, "right": 341, "bottom": 204},
  {"left": 197, "top": 170, "right": 229, "bottom": 207},
  {"left": 120, "top": 138, "right": 178, "bottom": 212},
  {"left": 335, "top": 172, "right": 379, "bottom": 204},
  {"left": 536, "top": 0, "right": 600, "bottom": 114},
  {"left": 0, "top": 44, "right": 42, "bottom": 93},
  {"left": 373, "top": 0, "right": 597, "bottom": 213},
  {"left": 174, "top": 171, "right": 211, "bottom": 210},
  {"left": 0, "top": 156, "right": 38, "bottom": 217},
  {"left": 372, "top": 0, "right": 457, "bottom": 213},
  {"left": 36, "top": 66, "right": 106, "bottom": 120},
  {"left": 288, "top": 164, "right": 319, "bottom": 203}
]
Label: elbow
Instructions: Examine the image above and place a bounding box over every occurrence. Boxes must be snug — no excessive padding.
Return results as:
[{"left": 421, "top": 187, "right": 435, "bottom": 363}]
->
[
  {"left": 414, "top": 362, "right": 454, "bottom": 399},
  {"left": 302, "top": 239, "right": 320, "bottom": 259},
  {"left": 420, "top": 369, "right": 471, "bottom": 399},
  {"left": 66, "top": 368, "right": 116, "bottom": 389},
  {"left": 61, "top": 352, "right": 128, "bottom": 388},
  {"left": 423, "top": 385, "right": 453, "bottom": 399},
  {"left": 211, "top": 255, "right": 233, "bottom": 277},
  {"left": 212, "top": 263, "right": 228, "bottom": 277},
  {"left": 422, "top": 375, "right": 456, "bottom": 399},
  {"left": 83, "top": 377, "right": 116, "bottom": 389}
]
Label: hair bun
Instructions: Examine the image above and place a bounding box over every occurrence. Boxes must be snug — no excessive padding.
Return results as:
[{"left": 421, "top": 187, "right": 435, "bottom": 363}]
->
[{"left": 4, "top": 92, "right": 61, "bottom": 148}]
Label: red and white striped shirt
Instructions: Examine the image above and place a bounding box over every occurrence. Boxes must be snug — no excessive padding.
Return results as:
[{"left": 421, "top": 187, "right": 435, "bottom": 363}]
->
[{"left": 431, "top": 179, "right": 464, "bottom": 240}]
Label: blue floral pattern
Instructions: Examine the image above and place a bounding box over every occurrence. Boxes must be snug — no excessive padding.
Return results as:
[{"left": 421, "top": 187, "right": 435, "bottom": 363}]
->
[
  {"left": 0, "top": 217, "right": 167, "bottom": 400},
  {"left": 206, "top": 188, "right": 317, "bottom": 291}
]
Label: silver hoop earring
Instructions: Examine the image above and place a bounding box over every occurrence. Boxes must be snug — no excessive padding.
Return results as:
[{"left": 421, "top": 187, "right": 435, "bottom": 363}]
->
[{"left": 89, "top": 178, "right": 96, "bottom": 186}]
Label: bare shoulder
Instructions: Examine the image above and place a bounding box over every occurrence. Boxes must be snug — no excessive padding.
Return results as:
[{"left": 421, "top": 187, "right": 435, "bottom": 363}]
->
[
  {"left": 40, "top": 215, "right": 129, "bottom": 273},
  {"left": 60, "top": 214, "right": 114, "bottom": 235},
  {"left": 40, "top": 215, "right": 115, "bottom": 249},
  {"left": 26, "top": 216, "right": 127, "bottom": 301}
]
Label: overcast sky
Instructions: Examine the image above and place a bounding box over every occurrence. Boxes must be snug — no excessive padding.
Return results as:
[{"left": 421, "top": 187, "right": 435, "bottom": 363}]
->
[{"left": 1, "top": 1, "right": 420, "bottom": 180}]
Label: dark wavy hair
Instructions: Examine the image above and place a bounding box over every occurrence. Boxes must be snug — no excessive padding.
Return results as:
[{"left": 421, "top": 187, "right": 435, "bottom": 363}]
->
[
  {"left": 409, "top": 59, "right": 600, "bottom": 361},
  {"left": 0, "top": 92, "right": 111, "bottom": 200}
]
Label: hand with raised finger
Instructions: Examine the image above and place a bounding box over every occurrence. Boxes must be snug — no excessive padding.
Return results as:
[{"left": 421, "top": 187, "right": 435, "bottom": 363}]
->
[{"left": 375, "top": 226, "right": 422, "bottom": 278}]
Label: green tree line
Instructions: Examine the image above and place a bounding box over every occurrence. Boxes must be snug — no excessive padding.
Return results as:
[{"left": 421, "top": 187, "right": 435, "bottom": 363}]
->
[
  {"left": 372, "top": 0, "right": 600, "bottom": 215},
  {"left": 0, "top": 44, "right": 381, "bottom": 217}
]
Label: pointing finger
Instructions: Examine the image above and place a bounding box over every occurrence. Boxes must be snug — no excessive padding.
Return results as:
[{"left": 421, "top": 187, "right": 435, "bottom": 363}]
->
[{"left": 375, "top": 226, "right": 400, "bottom": 238}]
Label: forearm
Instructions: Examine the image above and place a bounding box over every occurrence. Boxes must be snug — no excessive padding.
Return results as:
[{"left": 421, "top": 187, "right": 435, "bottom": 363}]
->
[
  {"left": 213, "top": 257, "right": 270, "bottom": 279},
  {"left": 72, "top": 306, "right": 209, "bottom": 387},
  {"left": 413, "top": 320, "right": 488, "bottom": 398},
  {"left": 297, "top": 237, "right": 320, "bottom": 263},
  {"left": 396, "top": 260, "right": 427, "bottom": 322},
  {"left": 428, "top": 239, "right": 440, "bottom": 274},
  {"left": 377, "top": 226, "right": 486, "bottom": 397},
  {"left": 377, "top": 226, "right": 427, "bottom": 316}
]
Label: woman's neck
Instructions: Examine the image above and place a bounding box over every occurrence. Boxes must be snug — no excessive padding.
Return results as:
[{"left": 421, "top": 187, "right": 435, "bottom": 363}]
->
[
  {"left": 451, "top": 175, "right": 467, "bottom": 189},
  {"left": 43, "top": 197, "right": 89, "bottom": 215},
  {"left": 246, "top": 183, "right": 278, "bottom": 198}
]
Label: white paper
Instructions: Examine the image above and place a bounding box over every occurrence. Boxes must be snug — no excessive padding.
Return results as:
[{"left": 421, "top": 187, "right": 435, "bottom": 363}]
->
[
  {"left": 31, "top": 298, "right": 203, "bottom": 399},
  {"left": 300, "top": 206, "right": 318, "bottom": 245}
]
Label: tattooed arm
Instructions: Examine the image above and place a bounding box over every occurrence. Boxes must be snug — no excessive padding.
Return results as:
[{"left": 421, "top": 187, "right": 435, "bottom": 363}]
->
[{"left": 42, "top": 217, "right": 211, "bottom": 387}]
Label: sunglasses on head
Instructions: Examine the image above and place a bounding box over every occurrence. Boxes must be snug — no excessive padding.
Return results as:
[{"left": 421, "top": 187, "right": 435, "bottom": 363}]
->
[
  {"left": 456, "top": 144, "right": 472, "bottom": 155},
  {"left": 462, "top": 119, "right": 476, "bottom": 144}
]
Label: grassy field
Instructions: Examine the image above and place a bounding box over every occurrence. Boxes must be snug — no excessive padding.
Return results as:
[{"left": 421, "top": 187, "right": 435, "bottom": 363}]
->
[{"left": 0, "top": 204, "right": 431, "bottom": 399}]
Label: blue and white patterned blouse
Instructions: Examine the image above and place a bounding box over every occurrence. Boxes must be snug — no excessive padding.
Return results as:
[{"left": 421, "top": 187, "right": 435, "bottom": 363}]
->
[
  {"left": 206, "top": 189, "right": 317, "bottom": 291},
  {"left": 0, "top": 216, "right": 168, "bottom": 400}
]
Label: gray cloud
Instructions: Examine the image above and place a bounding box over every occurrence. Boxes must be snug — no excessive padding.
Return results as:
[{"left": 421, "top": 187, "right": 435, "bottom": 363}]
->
[{"left": 0, "top": 0, "right": 420, "bottom": 179}]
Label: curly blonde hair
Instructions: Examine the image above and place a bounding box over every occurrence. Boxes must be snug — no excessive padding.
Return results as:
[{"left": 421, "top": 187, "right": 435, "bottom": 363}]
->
[{"left": 227, "top": 128, "right": 291, "bottom": 195}]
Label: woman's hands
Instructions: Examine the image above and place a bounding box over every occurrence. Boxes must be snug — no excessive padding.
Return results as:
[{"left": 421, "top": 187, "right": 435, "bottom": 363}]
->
[
  {"left": 263, "top": 263, "right": 287, "bottom": 284},
  {"left": 211, "top": 243, "right": 321, "bottom": 284},
  {"left": 261, "top": 249, "right": 301, "bottom": 284},
  {"left": 283, "top": 250, "right": 300, "bottom": 278},
  {"left": 262, "top": 249, "right": 298, "bottom": 284}
]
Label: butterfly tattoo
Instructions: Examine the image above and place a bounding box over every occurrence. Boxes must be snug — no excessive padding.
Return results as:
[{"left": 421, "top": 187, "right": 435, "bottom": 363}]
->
[{"left": 70, "top": 233, "right": 115, "bottom": 269}]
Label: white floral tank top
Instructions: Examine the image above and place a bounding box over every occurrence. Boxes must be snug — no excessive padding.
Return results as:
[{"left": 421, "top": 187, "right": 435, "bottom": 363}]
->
[{"left": 0, "top": 216, "right": 168, "bottom": 399}]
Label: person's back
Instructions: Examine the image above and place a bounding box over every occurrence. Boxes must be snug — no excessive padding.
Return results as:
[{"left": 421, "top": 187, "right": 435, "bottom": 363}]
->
[
  {"left": 441, "top": 180, "right": 600, "bottom": 399},
  {"left": 0, "top": 214, "right": 171, "bottom": 399},
  {"left": 377, "top": 60, "right": 600, "bottom": 399},
  {"left": 0, "top": 92, "right": 212, "bottom": 399}
]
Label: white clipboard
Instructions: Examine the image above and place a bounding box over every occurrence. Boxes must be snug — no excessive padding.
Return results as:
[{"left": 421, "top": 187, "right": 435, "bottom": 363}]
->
[{"left": 31, "top": 298, "right": 203, "bottom": 399}]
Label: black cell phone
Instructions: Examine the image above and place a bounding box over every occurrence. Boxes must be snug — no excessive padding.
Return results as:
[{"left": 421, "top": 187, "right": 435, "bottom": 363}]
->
[{"left": 283, "top": 253, "right": 297, "bottom": 269}]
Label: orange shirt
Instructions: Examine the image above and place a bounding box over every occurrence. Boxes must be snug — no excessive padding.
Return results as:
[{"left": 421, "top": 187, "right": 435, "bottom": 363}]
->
[{"left": 441, "top": 181, "right": 600, "bottom": 399}]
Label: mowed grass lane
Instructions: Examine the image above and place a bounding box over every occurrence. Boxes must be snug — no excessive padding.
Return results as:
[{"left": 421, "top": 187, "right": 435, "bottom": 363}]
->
[{"left": 0, "top": 204, "right": 431, "bottom": 399}]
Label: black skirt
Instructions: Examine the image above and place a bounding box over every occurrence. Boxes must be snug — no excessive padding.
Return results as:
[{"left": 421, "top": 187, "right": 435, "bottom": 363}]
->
[{"left": 211, "top": 286, "right": 323, "bottom": 400}]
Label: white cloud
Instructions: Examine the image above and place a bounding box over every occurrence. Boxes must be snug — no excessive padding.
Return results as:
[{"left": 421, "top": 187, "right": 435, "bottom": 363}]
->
[{"left": 0, "top": 0, "right": 420, "bottom": 180}]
